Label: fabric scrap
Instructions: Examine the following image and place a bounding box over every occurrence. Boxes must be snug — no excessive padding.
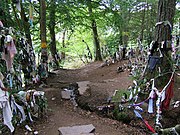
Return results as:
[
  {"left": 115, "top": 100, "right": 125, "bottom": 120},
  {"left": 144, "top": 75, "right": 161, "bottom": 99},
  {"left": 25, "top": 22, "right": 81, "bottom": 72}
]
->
[{"left": 148, "top": 98, "right": 154, "bottom": 114}]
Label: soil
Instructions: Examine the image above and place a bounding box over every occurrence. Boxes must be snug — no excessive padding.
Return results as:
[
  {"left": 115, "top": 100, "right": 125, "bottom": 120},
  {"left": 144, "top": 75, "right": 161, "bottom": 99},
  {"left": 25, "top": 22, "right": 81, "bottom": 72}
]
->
[{"left": 14, "top": 60, "right": 180, "bottom": 135}]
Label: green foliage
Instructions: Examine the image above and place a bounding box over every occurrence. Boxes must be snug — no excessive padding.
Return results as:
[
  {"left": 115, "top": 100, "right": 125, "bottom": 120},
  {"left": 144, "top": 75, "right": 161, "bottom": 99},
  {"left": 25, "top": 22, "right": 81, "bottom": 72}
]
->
[
  {"left": 0, "top": 1, "right": 16, "bottom": 27},
  {"left": 103, "top": 34, "right": 119, "bottom": 54},
  {"left": 113, "top": 105, "right": 132, "bottom": 124},
  {"left": 111, "top": 89, "right": 130, "bottom": 103},
  {"left": 0, "top": 0, "right": 179, "bottom": 68}
]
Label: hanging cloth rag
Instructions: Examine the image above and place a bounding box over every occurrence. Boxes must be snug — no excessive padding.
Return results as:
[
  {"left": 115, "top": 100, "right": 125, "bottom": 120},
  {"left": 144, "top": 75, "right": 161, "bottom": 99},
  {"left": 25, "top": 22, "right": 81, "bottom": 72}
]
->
[
  {"left": 17, "top": 91, "right": 33, "bottom": 122},
  {"left": 154, "top": 72, "right": 174, "bottom": 129},
  {"left": 11, "top": 97, "right": 26, "bottom": 123},
  {"left": 0, "top": 20, "right": 3, "bottom": 27},
  {"left": 0, "top": 80, "right": 14, "bottom": 133},
  {"left": 2, "top": 100, "right": 15, "bottom": 133},
  {"left": 147, "top": 80, "right": 156, "bottom": 114},
  {"left": 150, "top": 41, "right": 159, "bottom": 56},
  {"left": 130, "top": 98, "right": 149, "bottom": 107},
  {"left": 148, "top": 98, "right": 154, "bottom": 114},
  {"left": 148, "top": 56, "right": 161, "bottom": 72},
  {"left": 2, "top": 35, "right": 17, "bottom": 71},
  {"left": 0, "top": 80, "right": 7, "bottom": 98},
  {"left": 161, "top": 76, "right": 174, "bottom": 110},
  {"left": 143, "top": 120, "right": 156, "bottom": 133},
  {"left": 171, "top": 41, "right": 176, "bottom": 53},
  {"left": 134, "top": 110, "right": 155, "bottom": 133},
  {"left": 15, "top": 0, "right": 21, "bottom": 11}
]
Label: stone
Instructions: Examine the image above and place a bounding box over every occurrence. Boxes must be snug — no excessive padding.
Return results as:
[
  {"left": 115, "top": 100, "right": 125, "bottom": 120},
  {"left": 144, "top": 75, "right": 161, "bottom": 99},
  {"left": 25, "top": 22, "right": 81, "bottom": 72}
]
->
[
  {"left": 58, "top": 124, "right": 95, "bottom": 135},
  {"left": 61, "top": 90, "right": 71, "bottom": 99},
  {"left": 76, "top": 81, "right": 90, "bottom": 95}
]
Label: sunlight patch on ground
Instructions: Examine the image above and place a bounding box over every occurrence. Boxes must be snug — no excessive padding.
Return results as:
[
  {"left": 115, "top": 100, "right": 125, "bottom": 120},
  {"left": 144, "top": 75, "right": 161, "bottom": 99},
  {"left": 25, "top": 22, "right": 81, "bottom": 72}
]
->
[{"left": 62, "top": 58, "right": 86, "bottom": 69}]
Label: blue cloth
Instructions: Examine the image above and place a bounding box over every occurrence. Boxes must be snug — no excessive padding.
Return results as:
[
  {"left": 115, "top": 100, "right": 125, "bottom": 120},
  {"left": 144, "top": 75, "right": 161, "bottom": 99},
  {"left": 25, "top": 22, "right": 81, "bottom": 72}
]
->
[{"left": 148, "top": 56, "right": 160, "bottom": 71}]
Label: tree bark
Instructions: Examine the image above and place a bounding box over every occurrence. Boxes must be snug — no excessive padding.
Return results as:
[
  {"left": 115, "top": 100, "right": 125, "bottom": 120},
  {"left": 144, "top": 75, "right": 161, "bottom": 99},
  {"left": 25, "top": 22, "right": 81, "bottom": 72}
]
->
[
  {"left": 146, "top": 3, "right": 156, "bottom": 45},
  {"left": 147, "top": 0, "right": 176, "bottom": 87},
  {"left": 155, "top": 0, "right": 176, "bottom": 42},
  {"left": 82, "top": 40, "right": 93, "bottom": 61},
  {"left": 88, "top": 0, "right": 102, "bottom": 61},
  {"left": 20, "top": 2, "right": 33, "bottom": 46},
  {"left": 140, "top": 6, "right": 146, "bottom": 42},
  {"left": 39, "top": 0, "right": 48, "bottom": 81},
  {"left": 91, "top": 20, "right": 102, "bottom": 61},
  {"left": 49, "top": 0, "right": 59, "bottom": 68},
  {"left": 61, "top": 30, "right": 66, "bottom": 60},
  {"left": 11, "top": 3, "right": 22, "bottom": 31},
  {"left": 40, "top": 0, "right": 47, "bottom": 47}
]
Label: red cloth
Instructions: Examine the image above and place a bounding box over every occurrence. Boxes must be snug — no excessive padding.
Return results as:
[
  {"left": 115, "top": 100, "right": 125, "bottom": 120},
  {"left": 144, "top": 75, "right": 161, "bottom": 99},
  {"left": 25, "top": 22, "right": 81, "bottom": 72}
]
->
[
  {"left": 162, "top": 77, "right": 174, "bottom": 110},
  {"left": 144, "top": 119, "right": 155, "bottom": 133}
]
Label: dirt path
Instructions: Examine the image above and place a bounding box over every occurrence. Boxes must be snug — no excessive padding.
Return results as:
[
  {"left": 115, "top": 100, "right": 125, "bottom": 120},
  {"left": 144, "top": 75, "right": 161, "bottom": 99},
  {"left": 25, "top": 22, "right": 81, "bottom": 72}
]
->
[{"left": 14, "top": 61, "right": 148, "bottom": 135}]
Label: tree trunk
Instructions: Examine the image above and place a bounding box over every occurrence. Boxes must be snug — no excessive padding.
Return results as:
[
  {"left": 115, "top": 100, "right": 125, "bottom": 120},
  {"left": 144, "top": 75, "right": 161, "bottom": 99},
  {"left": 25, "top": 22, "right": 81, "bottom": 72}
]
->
[
  {"left": 11, "top": 3, "right": 22, "bottom": 31},
  {"left": 140, "top": 7, "right": 146, "bottom": 42},
  {"left": 155, "top": 0, "right": 176, "bottom": 42},
  {"left": 88, "top": 1, "right": 102, "bottom": 61},
  {"left": 82, "top": 40, "right": 93, "bottom": 61},
  {"left": 147, "top": 0, "right": 176, "bottom": 87},
  {"left": 49, "top": 0, "right": 59, "bottom": 68},
  {"left": 20, "top": 2, "right": 32, "bottom": 46},
  {"left": 61, "top": 30, "right": 66, "bottom": 60},
  {"left": 146, "top": 3, "right": 156, "bottom": 45},
  {"left": 40, "top": 0, "right": 47, "bottom": 46},
  {"left": 122, "top": 8, "right": 131, "bottom": 49},
  {"left": 39, "top": 0, "right": 48, "bottom": 81},
  {"left": 123, "top": 34, "right": 128, "bottom": 48},
  {"left": 118, "top": 31, "right": 123, "bottom": 46},
  {"left": 92, "top": 20, "right": 102, "bottom": 61}
]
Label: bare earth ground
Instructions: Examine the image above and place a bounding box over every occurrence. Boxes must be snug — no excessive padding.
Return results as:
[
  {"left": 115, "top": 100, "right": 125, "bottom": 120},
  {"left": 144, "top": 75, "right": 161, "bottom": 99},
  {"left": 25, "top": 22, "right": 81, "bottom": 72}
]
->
[{"left": 15, "top": 60, "right": 180, "bottom": 135}]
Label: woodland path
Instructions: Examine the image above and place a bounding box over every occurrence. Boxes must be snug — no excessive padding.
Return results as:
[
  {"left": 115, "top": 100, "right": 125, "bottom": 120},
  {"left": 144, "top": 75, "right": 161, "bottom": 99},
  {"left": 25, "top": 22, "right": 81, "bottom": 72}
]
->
[{"left": 15, "top": 61, "right": 153, "bottom": 135}]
